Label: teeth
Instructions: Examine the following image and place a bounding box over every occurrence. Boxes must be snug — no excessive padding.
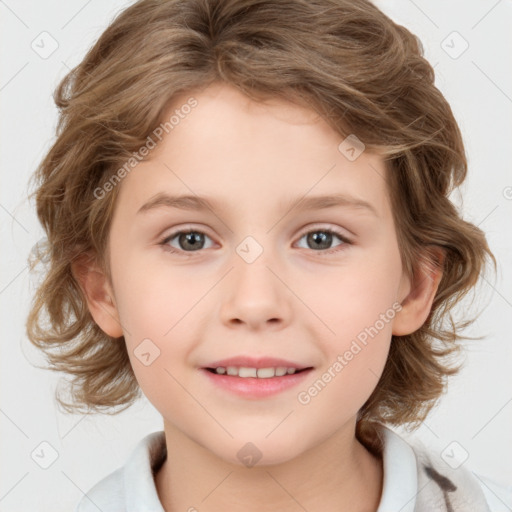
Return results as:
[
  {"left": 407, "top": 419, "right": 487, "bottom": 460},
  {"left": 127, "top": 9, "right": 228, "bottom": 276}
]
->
[
  {"left": 238, "top": 367, "right": 257, "bottom": 378},
  {"left": 214, "top": 366, "right": 299, "bottom": 378},
  {"left": 258, "top": 367, "right": 278, "bottom": 378}
]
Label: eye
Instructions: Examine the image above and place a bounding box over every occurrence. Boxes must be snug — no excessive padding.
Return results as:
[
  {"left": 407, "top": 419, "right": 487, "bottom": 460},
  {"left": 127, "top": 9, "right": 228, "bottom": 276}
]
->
[
  {"left": 158, "top": 225, "right": 352, "bottom": 256},
  {"left": 159, "top": 228, "right": 214, "bottom": 254},
  {"left": 295, "top": 227, "right": 352, "bottom": 255}
]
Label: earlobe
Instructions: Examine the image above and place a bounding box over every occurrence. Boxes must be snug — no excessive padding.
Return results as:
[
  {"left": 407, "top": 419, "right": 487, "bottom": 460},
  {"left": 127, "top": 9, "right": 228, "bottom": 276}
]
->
[
  {"left": 392, "top": 248, "right": 445, "bottom": 337},
  {"left": 71, "top": 253, "right": 124, "bottom": 338}
]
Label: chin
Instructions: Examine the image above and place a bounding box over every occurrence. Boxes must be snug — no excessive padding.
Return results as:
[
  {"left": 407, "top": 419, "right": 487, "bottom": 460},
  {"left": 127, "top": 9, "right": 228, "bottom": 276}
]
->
[{"left": 213, "top": 436, "right": 306, "bottom": 469}]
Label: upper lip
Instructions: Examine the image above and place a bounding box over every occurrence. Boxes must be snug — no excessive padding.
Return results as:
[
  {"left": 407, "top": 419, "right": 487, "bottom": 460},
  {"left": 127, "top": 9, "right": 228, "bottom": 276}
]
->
[{"left": 202, "top": 356, "right": 312, "bottom": 370}]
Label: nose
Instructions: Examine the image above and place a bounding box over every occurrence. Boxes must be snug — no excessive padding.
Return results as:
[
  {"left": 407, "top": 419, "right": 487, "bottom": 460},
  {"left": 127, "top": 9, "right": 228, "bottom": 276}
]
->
[{"left": 218, "top": 248, "right": 292, "bottom": 332}]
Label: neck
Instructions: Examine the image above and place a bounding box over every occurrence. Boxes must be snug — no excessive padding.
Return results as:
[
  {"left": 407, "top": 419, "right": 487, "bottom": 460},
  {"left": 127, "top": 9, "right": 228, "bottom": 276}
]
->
[{"left": 155, "top": 420, "right": 383, "bottom": 512}]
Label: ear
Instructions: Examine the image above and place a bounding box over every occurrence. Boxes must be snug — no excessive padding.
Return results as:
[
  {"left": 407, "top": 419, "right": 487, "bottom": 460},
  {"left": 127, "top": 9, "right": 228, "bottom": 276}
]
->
[
  {"left": 71, "top": 252, "right": 124, "bottom": 338},
  {"left": 392, "top": 247, "right": 445, "bottom": 336}
]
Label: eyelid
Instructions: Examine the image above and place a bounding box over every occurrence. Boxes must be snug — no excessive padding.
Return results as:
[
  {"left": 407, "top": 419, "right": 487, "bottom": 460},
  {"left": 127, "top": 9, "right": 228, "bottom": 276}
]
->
[
  {"left": 295, "top": 223, "right": 353, "bottom": 243},
  {"left": 159, "top": 223, "right": 216, "bottom": 245},
  {"left": 159, "top": 222, "right": 354, "bottom": 255}
]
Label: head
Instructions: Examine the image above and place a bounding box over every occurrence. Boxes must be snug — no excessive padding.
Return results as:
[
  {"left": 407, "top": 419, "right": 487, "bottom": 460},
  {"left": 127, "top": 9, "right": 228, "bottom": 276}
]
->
[{"left": 27, "top": 0, "right": 495, "bottom": 460}]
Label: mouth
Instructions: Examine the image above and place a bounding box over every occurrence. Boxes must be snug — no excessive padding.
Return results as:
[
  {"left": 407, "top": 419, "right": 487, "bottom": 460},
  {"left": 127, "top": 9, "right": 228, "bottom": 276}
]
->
[
  {"left": 200, "top": 366, "right": 314, "bottom": 399},
  {"left": 204, "top": 366, "right": 313, "bottom": 378}
]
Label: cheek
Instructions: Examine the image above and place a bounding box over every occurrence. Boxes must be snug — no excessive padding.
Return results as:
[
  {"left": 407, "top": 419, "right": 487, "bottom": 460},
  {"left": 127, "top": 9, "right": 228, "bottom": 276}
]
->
[
  {"left": 295, "top": 246, "right": 401, "bottom": 401},
  {"left": 296, "top": 290, "right": 397, "bottom": 428},
  {"left": 303, "top": 249, "right": 402, "bottom": 341},
  {"left": 112, "top": 251, "right": 207, "bottom": 341},
  {"left": 111, "top": 260, "right": 213, "bottom": 397}
]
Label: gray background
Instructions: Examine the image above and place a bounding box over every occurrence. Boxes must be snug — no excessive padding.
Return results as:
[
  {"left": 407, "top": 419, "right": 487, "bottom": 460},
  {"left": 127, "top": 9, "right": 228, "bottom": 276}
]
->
[{"left": 1, "top": 0, "right": 511, "bottom": 510}]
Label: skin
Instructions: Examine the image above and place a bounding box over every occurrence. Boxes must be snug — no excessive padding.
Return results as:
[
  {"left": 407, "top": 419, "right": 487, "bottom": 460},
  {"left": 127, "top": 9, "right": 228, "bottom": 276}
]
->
[{"left": 75, "top": 82, "right": 443, "bottom": 511}]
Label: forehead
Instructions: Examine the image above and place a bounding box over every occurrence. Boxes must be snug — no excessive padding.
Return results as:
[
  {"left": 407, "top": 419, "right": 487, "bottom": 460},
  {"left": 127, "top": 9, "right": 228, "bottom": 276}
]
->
[{"left": 112, "top": 82, "right": 390, "bottom": 221}]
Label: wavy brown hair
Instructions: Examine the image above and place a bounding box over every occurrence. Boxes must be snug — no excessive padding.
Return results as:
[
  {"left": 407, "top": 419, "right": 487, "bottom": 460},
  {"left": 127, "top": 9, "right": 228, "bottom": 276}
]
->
[{"left": 26, "top": 0, "right": 495, "bottom": 453}]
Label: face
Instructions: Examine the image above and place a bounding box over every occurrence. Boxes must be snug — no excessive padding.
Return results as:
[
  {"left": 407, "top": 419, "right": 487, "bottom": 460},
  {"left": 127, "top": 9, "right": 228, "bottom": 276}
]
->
[{"left": 102, "top": 82, "right": 411, "bottom": 465}]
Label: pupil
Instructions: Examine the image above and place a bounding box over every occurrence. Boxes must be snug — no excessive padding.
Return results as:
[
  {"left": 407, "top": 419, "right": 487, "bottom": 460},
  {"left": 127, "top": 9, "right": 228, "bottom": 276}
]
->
[
  {"left": 178, "top": 231, "right": 332, "bottom": 252},
  {"left": 309, "top": 231, "right": 331, "bottom": 250},
  {"left": 181, "top": 232, "right": 203, "bottom": 251}
]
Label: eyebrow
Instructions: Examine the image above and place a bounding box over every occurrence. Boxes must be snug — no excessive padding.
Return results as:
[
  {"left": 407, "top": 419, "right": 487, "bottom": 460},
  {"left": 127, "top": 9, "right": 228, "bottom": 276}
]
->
[{"left": 137, "top": 192, "right": 378, "bottom": 217}]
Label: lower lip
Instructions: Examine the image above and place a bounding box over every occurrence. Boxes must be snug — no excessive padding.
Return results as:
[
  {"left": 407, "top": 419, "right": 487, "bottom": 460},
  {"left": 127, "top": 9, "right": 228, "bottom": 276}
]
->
[{"left": 200, "top": 368, "right": 314, "bottom": 399}]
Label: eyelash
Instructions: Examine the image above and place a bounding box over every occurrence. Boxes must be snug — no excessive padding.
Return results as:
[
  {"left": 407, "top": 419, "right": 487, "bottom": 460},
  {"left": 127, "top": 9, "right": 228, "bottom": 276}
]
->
[{"left": 158, "top": 225, "right": 353, "bottom": 257}]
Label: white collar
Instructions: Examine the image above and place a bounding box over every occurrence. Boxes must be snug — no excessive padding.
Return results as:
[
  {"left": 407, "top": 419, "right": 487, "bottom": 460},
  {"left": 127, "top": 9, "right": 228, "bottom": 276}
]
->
[
  {"left": 117, "top": 425, "right": 418, "bottom": 512},
  {"left": 376, "top": 425, "right": 418, "bottom": 512}
]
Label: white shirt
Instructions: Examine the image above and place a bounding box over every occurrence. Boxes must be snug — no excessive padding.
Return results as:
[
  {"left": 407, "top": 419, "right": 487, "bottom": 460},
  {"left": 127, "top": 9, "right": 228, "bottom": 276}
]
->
[{"left": 75, "top": 425, "right": 509, "bottom": 511}]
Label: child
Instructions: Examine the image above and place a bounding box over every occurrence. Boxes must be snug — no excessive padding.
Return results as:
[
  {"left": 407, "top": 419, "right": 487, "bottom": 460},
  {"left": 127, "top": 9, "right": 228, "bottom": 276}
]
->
[{"left": 26, "top": 0, "right": 504, "bottom": 510}]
